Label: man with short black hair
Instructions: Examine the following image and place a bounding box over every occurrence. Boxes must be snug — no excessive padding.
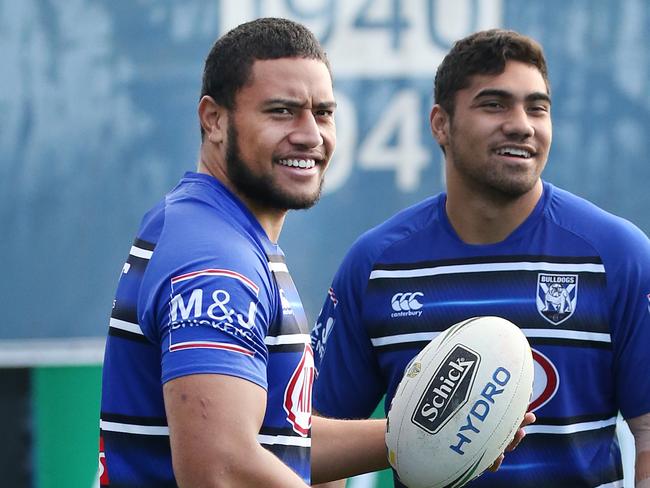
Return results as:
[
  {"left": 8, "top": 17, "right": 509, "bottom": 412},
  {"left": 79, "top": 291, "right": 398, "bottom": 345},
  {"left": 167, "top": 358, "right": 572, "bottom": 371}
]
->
[
  {"left": 312, "top": 29, "right": 650, "bottom": 487},
  {"left": 98, "top": 17, "right": 387, "bottom": 487}
]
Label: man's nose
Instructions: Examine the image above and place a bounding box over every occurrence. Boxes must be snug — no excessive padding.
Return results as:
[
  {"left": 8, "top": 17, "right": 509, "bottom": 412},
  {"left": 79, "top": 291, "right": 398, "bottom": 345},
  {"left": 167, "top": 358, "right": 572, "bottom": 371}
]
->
[
  {"left": 502, "top": 106, "right": 534, "bottom": 139},
  {"left": 289, "top": 110, "right": 324, "bottom": 148}
]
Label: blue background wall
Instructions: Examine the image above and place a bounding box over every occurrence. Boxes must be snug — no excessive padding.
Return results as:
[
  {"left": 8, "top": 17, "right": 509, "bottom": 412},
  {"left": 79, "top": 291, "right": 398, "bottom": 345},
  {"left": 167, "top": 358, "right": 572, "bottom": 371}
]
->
[{"left": 2, "top": 0, "right": 649, "bottom": 340}]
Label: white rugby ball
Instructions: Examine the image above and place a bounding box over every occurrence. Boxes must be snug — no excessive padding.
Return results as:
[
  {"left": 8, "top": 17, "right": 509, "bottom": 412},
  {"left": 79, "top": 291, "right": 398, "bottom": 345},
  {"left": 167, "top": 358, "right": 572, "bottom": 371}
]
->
[{"left": 385, "top": 316, "right": 533, "bottom": 488}]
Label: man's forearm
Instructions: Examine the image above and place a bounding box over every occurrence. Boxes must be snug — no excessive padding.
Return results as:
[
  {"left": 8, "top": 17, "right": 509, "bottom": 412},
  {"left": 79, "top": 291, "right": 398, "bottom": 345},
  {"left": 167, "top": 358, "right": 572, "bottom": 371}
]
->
[
  {"left": 636, "top": 450, "right": 650, "bottom": 487},
  {"left": 311, "top": 416, "right": 388, "bottom": 484},
  {"left": 627, "top": 413, "right": 650, "bottom": 488}
]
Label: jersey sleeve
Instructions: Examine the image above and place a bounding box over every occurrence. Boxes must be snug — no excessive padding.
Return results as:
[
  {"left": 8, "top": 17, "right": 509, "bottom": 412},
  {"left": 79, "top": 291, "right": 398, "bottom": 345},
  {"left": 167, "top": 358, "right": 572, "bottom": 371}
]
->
[
  {"left": 311, "top": 240, "right": 385, "bottom": 419},
  {"left": 139, "top": 209, "right": 275, "bottom": 391},
  {"left": 605, "top": 221, "right": 650, "bottom": 419},
  {"left": 158, "top": 267, "right": 272, "bottom": 388}
]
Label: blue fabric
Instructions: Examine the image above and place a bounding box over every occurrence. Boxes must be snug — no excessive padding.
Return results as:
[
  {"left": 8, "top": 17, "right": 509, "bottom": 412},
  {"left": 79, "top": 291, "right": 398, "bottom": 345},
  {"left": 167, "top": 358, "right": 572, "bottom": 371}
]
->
[
  {"left": 312, "top": 181, "right": 650, "bottom": 487},
  {"left": 100, "top": 172, "right": 313, "bottom": 486}
]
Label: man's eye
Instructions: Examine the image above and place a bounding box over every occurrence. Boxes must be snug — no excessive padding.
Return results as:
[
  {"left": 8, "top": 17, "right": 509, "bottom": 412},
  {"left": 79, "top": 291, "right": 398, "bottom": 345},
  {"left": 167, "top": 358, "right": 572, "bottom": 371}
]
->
[
  {"left": 529, "top": 105, "right": 550, "bottom": 114},
  {"left": 270, "top": 107, "right": 291, "bottom": 115},
  {"left": 483, "top": 101, "right": 504, "bottom": 109}
]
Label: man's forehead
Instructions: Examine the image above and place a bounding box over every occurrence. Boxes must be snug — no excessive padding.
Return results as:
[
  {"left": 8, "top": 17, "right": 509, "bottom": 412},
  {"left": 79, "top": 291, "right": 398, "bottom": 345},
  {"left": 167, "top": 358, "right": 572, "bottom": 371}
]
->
[
  {"left": 249, "top": 57, "right": 331, "bottom": 80},
  {"left": 464, "top": 61, "right": 549, "bottom": 96},
  {"left": 243, "top": 58, "right": 334, "bottom": 102}
]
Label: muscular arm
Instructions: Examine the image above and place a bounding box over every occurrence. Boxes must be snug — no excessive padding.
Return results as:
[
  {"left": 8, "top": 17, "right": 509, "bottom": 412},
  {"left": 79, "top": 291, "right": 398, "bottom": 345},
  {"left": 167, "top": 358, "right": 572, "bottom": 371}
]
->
[
  {"left": 163, "top": 374, "right": 308, "bottom": 488},
  {"left": 628, "top": 412, "right": 650, "bottom": 488}
]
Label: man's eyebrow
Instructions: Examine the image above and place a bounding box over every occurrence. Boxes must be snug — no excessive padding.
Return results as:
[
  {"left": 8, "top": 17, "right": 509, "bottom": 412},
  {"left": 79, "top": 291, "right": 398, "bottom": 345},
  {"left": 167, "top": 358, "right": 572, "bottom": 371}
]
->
[
  {"left": 526, "top": 92, "right": 552, "bottom": 105},
  {"left": 263, "top": 98, "right": 337, "bottom": 109},
  {"left": 474, "top": 89, "right": 551, "bottom": 105},
  {"left": 315, "top": 101, "right": 338, "bottom": 110}
]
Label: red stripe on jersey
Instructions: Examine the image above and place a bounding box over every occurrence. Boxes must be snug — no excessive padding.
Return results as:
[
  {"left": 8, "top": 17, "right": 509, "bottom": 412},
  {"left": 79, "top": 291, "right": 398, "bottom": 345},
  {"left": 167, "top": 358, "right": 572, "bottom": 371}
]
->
[
  {"left": 170, "top": 268, "right": 260, "bottom": 295},
  {"left": 169, "top": 341, "right": 255, "bottom": 356}
]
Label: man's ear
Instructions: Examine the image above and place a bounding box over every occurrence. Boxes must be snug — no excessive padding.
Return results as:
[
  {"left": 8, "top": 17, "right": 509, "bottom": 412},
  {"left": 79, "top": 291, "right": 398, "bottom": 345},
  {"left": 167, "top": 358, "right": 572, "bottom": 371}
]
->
[
  {"left": 198, "top": 96, "right": 227, "bottom": 144},
  {"left": 430, "top": 104, "right": 450, "bottom": 147}
]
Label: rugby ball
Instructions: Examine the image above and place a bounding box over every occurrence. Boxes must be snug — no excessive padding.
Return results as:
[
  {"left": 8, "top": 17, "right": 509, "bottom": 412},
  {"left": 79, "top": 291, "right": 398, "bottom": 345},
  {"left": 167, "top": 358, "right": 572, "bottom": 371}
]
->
[{"left": 385, "top": 316, "right": 533, "bottom": 488}]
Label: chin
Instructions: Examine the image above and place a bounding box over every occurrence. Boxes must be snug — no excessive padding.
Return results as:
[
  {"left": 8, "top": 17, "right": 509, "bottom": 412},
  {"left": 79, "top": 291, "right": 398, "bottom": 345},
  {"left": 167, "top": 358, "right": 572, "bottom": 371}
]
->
[
  {"left": 285, "top": 192, "right": 321, "bottom": 210},
  {"left": 283, "top": 182, "right": 324, "bottom": 210},
  {"left": 495, "top": 180, "right": 538, "bottom": 198}
]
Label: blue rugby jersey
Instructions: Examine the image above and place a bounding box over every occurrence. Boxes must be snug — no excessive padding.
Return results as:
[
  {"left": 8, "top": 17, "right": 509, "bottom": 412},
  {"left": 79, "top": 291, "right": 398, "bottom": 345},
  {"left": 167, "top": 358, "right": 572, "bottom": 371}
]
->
[
  {"left": 99, "top": 172, "right": 313, "bottom": 487},
  {"left": 312, "top": 181, "right": 650, "bottom": 488}
]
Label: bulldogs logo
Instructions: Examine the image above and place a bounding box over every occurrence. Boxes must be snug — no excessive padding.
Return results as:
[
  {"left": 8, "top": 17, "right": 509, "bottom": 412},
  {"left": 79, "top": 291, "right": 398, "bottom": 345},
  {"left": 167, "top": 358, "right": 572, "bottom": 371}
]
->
[{"left": 537, "top": 273, "right": 578, "bottom": 325}]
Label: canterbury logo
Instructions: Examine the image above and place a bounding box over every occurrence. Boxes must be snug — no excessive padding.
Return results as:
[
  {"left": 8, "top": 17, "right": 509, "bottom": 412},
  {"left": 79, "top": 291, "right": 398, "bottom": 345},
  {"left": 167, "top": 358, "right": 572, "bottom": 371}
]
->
[{"left": 391, "top": 292, "right": 424, "bottom": 312}]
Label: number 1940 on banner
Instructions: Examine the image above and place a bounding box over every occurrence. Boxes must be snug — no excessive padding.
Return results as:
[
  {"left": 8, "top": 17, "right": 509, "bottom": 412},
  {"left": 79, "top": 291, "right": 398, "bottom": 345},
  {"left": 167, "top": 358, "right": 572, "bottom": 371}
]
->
[{"left": 219, "top": 0, "right": 502, "bottom": 76}]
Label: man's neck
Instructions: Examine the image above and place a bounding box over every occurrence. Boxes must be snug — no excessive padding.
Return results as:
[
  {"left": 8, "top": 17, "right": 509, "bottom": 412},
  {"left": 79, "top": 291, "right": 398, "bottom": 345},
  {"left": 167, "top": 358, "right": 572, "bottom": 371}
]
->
[
  {"left": 197, "top": 157, "right": 287, "bottom": 244},
  {"left": 445, "top": 180, "right": 543, "bottom": 245},
  {"left": 240, "top": 198, "right": 287, "bottom": 244}
]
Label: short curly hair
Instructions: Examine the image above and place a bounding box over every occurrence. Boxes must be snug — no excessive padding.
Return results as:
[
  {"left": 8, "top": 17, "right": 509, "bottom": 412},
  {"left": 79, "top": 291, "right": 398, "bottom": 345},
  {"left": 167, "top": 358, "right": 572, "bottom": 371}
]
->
[
  {"left": 201, "top": 17, "right": 330, "bottom": 111},
  {"left": 434, "top": 29, "right": 549, "bottom": 117}
]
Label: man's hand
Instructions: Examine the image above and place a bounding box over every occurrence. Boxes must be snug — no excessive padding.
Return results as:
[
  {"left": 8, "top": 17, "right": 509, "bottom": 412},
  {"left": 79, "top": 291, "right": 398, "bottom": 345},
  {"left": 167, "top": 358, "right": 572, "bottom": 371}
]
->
[{"left": 487, "top": 412, "right": 536, "bottom": 472}]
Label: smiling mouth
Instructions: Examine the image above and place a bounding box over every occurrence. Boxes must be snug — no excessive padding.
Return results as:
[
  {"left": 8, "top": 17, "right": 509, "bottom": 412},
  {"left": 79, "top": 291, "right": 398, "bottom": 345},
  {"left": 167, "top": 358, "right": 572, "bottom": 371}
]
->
[
  {"left": 277, "top": 158, "right": 317, "bottom": 169},
  {"left": 495, "top": 147, "right": 533, "bottom": 159}
]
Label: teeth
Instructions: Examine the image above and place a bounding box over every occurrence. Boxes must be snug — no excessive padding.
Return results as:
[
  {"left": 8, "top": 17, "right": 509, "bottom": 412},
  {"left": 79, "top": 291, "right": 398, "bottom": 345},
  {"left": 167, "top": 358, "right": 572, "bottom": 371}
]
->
[
  {"left": 278, "top": 159, "right": 316, "bottom": 169},
  {"left": 496, "top": 147, "right": 531, "bottom": 158}
]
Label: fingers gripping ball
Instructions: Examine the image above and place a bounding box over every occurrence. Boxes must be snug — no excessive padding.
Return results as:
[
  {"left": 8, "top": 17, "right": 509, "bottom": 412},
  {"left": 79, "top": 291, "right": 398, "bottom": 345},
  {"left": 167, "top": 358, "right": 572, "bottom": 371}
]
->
[{"left": 385, "top": 316, "right": 534, "bottom": 488}]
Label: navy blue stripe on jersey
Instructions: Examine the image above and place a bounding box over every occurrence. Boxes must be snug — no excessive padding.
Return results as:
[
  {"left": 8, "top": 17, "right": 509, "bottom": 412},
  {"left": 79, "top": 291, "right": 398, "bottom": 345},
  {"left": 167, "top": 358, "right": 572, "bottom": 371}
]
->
[
  {"left": 267, "top": 254, "right": 285, "bottom": 264},
  {"left": 266, "top": 342, "right": 309, "bottom": 353},
  {"left": 124, "top": 241, "right": 153, "bottom": 271},
  {"left": 265, "top": 333, "right": 311, "bottom": 354},
  {"left": 527, "top": 336, "right": 611, "bottom": 349},
  {"left": 101, "top": 412, "right": 167, "bottom": 427},
  {"left": 111, "top": 304, "right": 139, "bottom": 326},
  {"left": 372, "top": 340, "right": 430, "bottom": 352},
  {"left": 370, "top": 259, "right": 605, "bottom": 278},
  {"left": 108, "top": 305, "right": 147, "bottom": 342},
  {"left": 259, "top": 425, "right": 308, "bottom": 437},
  {"left": 124, "top": 254, "right": 150, "bottom": 275},
  {"left": 372, "top": 254, "right": 603, "bottom": 271},
  {"left": 108, "top": 327, "right": 148, "bottom": 343},
  {"left": 258, "top": 435, "right": 310, "bottom": 450},
  {"left": 133, "top": 238, "right": 155, "bottom": 252}
]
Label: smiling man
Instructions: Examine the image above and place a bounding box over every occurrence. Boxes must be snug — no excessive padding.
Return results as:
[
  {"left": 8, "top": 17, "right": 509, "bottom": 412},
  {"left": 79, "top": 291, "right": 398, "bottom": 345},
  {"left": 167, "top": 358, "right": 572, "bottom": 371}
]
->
[
  {"left": 312, "top": 29, "right": 650, "bottom": 487},
  {"left": 97, "top": 18, "right": 395, "bottom": 487}
]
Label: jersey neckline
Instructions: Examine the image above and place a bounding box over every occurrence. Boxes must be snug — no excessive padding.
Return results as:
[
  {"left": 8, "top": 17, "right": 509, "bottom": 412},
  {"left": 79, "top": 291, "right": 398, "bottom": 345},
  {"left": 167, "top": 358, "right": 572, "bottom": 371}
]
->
[{"left": 436, "top": 181, "right": 552, "bottom": 249}]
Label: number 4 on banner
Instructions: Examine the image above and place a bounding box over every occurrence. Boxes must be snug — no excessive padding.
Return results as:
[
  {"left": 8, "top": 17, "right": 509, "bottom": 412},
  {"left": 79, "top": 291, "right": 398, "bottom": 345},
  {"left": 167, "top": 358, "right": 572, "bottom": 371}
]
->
[
  {"left": 358, "top": 90, "right": 428, "bottom": 192},
  {"left": 353, "top": 0, "right": 410, "bottom": 50}
]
